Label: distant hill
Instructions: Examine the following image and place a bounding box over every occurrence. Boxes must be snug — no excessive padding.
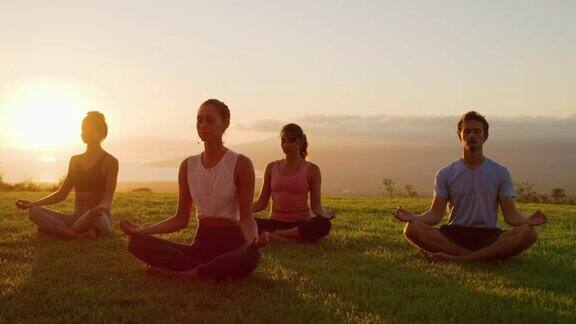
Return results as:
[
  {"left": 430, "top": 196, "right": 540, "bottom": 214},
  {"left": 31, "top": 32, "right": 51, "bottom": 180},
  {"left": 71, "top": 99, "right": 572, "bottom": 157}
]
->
[
  {"left": 147, "top": 135, "right": 576, "bottom": 197},
  {"left": 2, "top": 115, "right": 575, "bottom": 196},
  {"left": 116, "top": 181, "right": 178, "bottom": 193}
]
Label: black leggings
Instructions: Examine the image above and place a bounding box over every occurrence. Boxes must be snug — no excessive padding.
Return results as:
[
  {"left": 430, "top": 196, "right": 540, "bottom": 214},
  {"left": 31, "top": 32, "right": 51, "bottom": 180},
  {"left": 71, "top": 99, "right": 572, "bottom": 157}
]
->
[
  {"left": 255, "top": 216, "right": 332, "bottom": 241},
  {"left": 127, "top": 224, "right": 260, "bottom": 281}
]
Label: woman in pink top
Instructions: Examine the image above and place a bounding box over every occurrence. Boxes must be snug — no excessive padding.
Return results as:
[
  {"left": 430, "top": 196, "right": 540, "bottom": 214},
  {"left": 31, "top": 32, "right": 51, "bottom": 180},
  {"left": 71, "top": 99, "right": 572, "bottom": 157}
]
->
[{"left": 253, "top": 123, "right": 335, "bottom": 242}]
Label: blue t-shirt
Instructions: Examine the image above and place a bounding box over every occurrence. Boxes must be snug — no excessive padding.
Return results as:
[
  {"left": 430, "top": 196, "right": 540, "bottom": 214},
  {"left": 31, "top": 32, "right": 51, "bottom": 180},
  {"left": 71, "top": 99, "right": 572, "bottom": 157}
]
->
[{"left": 433, "top": 157, "right": 515, "bottom": 228}]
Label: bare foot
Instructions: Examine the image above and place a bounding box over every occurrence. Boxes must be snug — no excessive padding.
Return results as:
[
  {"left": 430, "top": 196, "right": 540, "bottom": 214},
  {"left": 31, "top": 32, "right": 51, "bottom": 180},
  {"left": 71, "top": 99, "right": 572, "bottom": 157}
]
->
[
  {"left": 268, "top": 232, "right": 298, "bottom": 243},
  {"left": 146, "top": 266, "right": 197, "bottom": 278},
  {"left": 79, "top": 230, "right": 96, "bottom": 240},
  {"left": 250, "top": 232, "right": 272, "bottom": 248},
  {"left": 485, "top": 258, "right": 505, "bottom": 266},
  {"left": 427, "top": 252, "right": 460, "bottom": 262},
  {"left": 146, "top": 266, "right": 162, "bottom": 277}
]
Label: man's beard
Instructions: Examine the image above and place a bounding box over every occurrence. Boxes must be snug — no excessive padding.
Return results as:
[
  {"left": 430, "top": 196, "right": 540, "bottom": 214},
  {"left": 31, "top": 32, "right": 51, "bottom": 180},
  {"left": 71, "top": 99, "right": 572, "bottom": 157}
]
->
[{"left": 467, "top": 142, "right": 479, "bottom": 152}]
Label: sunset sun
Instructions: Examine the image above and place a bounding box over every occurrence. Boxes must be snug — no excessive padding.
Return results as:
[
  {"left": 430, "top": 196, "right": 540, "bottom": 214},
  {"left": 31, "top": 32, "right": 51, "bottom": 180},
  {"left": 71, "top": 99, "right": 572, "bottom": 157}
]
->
[{"left": 4, "top": 81, "right": 91, "bottom": 150}]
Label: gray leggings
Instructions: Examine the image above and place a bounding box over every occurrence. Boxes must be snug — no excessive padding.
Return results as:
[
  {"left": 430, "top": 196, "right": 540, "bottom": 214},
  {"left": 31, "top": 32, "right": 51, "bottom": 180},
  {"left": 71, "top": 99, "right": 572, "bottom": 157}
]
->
[{"left": 28, "top": 206, "right": 113, "bottom": 236}]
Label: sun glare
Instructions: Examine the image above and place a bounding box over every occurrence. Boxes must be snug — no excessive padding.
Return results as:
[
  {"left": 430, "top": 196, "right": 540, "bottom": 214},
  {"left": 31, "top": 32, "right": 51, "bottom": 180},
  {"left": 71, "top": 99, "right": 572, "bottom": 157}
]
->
[{"left": 4, "top": 81, "right": 92, "bottom": 150}]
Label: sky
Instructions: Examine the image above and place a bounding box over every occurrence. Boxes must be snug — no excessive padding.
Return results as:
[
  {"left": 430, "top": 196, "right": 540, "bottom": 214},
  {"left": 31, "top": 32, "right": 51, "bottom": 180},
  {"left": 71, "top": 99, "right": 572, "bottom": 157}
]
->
[{"left": 0, "top": 0, "right": 575, "bottom": 150}]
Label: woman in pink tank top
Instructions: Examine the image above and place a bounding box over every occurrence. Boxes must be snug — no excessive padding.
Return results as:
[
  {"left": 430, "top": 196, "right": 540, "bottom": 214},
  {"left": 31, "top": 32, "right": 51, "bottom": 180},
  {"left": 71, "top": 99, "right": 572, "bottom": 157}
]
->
[
  {"left": 120, "top": 99, "right": 269, "bottom": 281},
  {"left": 253, "top": 123, "right": 335, "bottom": 242}
]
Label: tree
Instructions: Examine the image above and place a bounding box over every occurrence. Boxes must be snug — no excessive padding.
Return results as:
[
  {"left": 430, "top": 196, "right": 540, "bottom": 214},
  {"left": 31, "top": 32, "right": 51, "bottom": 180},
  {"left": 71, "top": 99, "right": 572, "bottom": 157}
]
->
[
  {"left": 551, "top": 187, "right": 566, "bottom": 203},
  {"left": 404, "top": 184, "right": 418, "bottom": 198},
  {"left": 0, "top": 172, "right": 14, "bottom": 191},
  {"left": 381, "top": 178, "right": 395, "bottom": 198},
  {"left": 538, "top": 193, "right": 551, "bottom": 204},
  {"left": 48, "top": 176, "right": 66, "bottom": 191},
  {"left": 516, "top": 182, "right": 539, "bottom": 203}
]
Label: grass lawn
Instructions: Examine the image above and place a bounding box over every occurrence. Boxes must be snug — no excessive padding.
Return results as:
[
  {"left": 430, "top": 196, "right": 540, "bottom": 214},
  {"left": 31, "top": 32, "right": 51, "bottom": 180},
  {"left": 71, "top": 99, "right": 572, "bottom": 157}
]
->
[{"left": 1, "top": 191, "right": 575, "bottom": 323}]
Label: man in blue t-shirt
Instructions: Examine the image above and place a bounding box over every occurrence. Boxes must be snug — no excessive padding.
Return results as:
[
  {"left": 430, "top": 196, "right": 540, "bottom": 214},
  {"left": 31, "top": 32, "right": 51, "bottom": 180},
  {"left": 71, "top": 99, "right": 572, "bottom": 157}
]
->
[{"left": 393, "top": 111, "right": 547, "bottom": 261}]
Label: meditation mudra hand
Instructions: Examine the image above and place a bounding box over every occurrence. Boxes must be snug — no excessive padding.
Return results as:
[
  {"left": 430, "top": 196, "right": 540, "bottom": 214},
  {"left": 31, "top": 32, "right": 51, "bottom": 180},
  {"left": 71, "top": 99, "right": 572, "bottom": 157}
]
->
[
  {"left": 90, "top": 205, "right": 109, "bottom": 217},
  {"left": 320, "top": 209, "right": 336, "bottom": 220},
  {"left": 249, "top": 232, "right": 270, "bottom": 248},
  {"left": 119, "top": 219, "right": 141, "bottom": 235},
  {"left": 15, "top": 200, "right": 32, "bottom": 210},
  {"left": 393, "top": 207, "right": 417, "bottom": 223},
  {"left": 527, "top": 210, "right": 547, "bottom": 226}
]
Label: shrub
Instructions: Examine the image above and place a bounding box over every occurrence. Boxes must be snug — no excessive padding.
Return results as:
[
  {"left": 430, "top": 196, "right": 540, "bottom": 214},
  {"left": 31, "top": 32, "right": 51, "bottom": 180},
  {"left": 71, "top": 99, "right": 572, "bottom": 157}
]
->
[
  {"left": 0, "top": 173, "right": 14, "bottom": 191},
  {"left": 132, "top": 187, "right": 153, "bottom": 193}
]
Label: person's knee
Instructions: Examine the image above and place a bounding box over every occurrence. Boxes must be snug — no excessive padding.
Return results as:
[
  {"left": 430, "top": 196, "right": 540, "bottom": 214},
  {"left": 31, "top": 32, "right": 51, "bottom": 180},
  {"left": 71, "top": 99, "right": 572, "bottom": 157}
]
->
[
  {"left": 237, "top": 245, "right": 261, "bottom": 276},
  {"left": 299, "top": 217, "right": 332, "bottom": 241},
  {"left": 314, "top": 217, "right": 332, "bottom": 239},
  {"left": 403, "top": 221, "right": 423, "bottom": 240},
  {"left": 28, "top": 206, "right": 42, "bottom": 222},
  {"left": 127, "top": 234, "right": 144, "bottom": 255}
]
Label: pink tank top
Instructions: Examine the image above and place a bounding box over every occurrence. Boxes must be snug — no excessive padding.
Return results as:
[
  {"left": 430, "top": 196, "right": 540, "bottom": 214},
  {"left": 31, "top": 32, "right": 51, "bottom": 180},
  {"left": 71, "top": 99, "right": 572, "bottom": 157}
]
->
[{"left": 270, "top": 160, "right": 311, "bottom": 222}]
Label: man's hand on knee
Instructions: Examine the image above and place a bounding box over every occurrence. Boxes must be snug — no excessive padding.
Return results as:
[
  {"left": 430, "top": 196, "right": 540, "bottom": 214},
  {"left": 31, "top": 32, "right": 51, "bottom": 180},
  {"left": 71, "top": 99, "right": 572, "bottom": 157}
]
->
[
  {"left": 526, "top": 210, "right": 547, "bottom": 226},
  {"left": 394, "top": 206, "right": 417, "bottom": 222}
]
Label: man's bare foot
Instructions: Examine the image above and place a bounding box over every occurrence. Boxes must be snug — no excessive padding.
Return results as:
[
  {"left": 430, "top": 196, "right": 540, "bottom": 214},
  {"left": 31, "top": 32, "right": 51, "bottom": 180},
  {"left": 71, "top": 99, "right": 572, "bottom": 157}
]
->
[{"left": 428, "top": 252, "right": 460, "bottom": 262}]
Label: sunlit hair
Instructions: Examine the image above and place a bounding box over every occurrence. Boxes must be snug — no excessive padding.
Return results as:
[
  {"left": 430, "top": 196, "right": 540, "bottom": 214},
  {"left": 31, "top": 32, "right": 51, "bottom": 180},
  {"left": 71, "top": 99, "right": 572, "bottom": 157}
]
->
[
  {"left": 84, "top": 111, "right": 108, "bottom": 140},
  {"left": 281, "top": 123, "right": 308, "bottom": 159},
  {"left": 200, "top": 99, "right": 230, "bottom": 122},
  {"left": 457, "top": 111, "right": 489, "bottom": 139}
]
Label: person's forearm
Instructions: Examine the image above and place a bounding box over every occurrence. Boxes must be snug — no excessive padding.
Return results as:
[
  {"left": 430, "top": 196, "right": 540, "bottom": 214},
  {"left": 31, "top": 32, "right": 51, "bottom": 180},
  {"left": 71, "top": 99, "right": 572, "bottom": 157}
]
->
[
  {"left": 99, "top": 195, "right": 114, "bottom": 209},
  {"left": 414, "top": 210, "right": 442, "bottom": 226},
  {"left": 504, "top": 212, "right": 529, "bottom": 226},
  {"left": 252, "top": 199, "right": 268, "bottom": 213},
  {"left": 239, "top": 216, "right": 258, "bottom": 242},
  {"left": 136, "top": 216, "right": 185, "bottom": 235},
  {"left": 312, "top": 205, "right": 325, "bottom": 217},
  {"left": 32, "top": 191, "right": 65, "bottom": 206}
]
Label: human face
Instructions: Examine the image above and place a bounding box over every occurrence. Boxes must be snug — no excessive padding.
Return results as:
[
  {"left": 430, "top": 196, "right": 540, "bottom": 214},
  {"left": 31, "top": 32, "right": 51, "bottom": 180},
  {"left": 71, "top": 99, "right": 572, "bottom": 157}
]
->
[
  {"left": 458, "top": 119, "right": 487, "bottom": 152},
  {"left": 81, "top": 119, "right": 104, "bottom": 144},
  {"left": 196, "top": 104, "right": 228, "bottom": 142},
  {"left": 280, "top": 132, "right": 301, "bottom": 157}
]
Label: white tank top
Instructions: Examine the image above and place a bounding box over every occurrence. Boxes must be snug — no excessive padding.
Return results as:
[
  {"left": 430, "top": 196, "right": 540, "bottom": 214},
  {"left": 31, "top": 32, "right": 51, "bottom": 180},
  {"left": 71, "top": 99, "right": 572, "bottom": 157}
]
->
[{"left": 187, "top": 149, "right": 240, "bottom": 222}]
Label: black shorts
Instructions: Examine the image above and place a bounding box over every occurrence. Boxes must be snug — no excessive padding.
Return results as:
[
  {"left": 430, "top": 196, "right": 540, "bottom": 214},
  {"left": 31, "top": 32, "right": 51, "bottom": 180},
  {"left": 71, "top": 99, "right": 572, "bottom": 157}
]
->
[
  {"left": 254, "top": 217, "right": 332, "bottom": 242},
  {"left": 439, "top": 225, "right": 505, "bottom": 251}
]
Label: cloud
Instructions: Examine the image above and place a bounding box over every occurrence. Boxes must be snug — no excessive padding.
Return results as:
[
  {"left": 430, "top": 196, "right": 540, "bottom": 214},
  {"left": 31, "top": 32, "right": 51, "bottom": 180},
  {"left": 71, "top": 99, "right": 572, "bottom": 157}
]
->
[
  {"left": 237, "top": 114, "right": 452, "bottom": 139},
  {"left": 237, "top": 114, "right": 576, "bottom": 142}
]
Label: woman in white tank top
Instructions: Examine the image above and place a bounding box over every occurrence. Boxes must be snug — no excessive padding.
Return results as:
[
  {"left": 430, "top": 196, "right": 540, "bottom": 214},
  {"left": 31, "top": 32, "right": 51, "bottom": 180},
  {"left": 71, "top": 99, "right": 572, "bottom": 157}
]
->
[{"left": 119, "top": 99, "right": 269, "bottom": 281}]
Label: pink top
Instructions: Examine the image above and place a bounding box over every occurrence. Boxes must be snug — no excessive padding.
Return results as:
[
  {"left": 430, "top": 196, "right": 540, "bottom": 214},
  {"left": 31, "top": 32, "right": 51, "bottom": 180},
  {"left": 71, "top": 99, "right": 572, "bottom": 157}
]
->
[{"left": 270, "top": 160, "right": 312, "bottom": 222}]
